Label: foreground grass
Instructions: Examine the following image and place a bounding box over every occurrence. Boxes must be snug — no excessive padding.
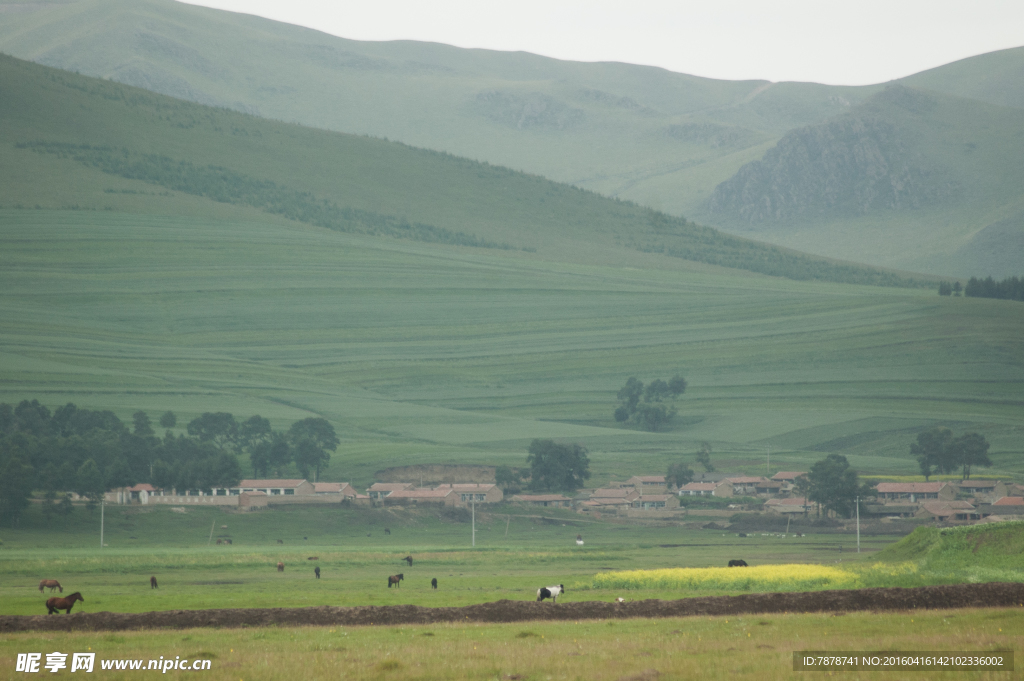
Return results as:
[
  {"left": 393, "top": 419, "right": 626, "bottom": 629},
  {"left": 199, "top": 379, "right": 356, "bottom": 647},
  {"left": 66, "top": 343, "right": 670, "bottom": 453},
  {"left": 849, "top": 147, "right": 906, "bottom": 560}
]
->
[{"left": 1, "top": 608, "right": 1019, "bottom": 680}]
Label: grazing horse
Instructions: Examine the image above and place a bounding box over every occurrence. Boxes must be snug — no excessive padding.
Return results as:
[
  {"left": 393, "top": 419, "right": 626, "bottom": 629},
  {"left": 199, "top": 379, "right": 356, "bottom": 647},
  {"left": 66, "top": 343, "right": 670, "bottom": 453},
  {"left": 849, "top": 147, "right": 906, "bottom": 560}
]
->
[
  {"left": 150, "top": 576, "right": 158, "bottom": 589},
  {"left": 314, "top": 566, "right": 321, "bottom": 579},
  {"left": 431, "top": 577, "right": 437, "bottom": 589},
  {"left": 728, "top": 559, "right": 748, "bottom": 567},
  {"left": 384, "top": 527, "right": 391, "bottom": 535},
  {"left": 576, "top": 534, "right": 584, "bottom": 546},
  {"left": 277, "top": 562, "right": 284, "bottom": 572},
  {"left": 276, "top": 539, "right": 283, "bottom": 544},
  {"left": 387, "top": 573, "right": 404, "bottom": 588},
  {"left": 403, "top": 555, "right": 413, "bottom": 567},
  {"left": 537, "top": 584, "right": 564, "bottom": 603},
  {"left": 38, "top": 580, "right": 62, "bottom": 593},
  {"left": 46, "top": 592, "right": 84, "bottom": 614}
]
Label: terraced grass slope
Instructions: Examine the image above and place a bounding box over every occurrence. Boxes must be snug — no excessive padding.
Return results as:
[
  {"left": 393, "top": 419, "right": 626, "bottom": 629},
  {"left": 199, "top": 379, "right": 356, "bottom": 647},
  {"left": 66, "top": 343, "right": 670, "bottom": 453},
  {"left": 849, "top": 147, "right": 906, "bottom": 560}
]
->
[{"left": 1, "top": 56, "right": 1022, "bottom": 488}]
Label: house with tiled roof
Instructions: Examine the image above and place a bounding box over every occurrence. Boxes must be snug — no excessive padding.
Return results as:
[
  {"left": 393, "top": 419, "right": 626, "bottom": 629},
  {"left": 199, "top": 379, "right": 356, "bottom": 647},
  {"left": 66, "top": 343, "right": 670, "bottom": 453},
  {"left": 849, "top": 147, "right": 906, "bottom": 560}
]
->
[
  {"left": 678, "top": 481, "right": 728, "bottom": 497},
  {"left": 434, "top": 483, "right": 503, "bottom": 505},
  {"left": 723, "top": 476, "right": 770, "bottom": 496},
  {"left": 625, "top": 475, "right": 669, "bottom": 491},
  {"left": 915, "top": 500, "right": 979, "bottom": 522},
  {"left": 590, "top": 487, "right": 640, "bottom": 502},
  {"left": 771, "top": 472, "right": 807, "bottom": 496},
  {"left": 630, "top": 494, "right": 679, "bottom": 510},
  {"left": 384, "top": 488, "right": 457, "bottom": 506},
  {"left": 955, "top": 480, "right": 1008, "bottom": 502},
  {"left": 512, "top": 494, "right": 573, "bottom": 508},
  {"left": 222, "top": 479, "right": 316, "bottom": 496},
  {"left": 366, "top": 482, "right": 416, "bottom": 500},
  {"left": 876, "top": 482, "right": 954, "bottom": 504},
  {"left": 764, "top": 497, "right": 813, "bottom": 515},
  {"left": 313, "top": 482, "right": 357, "bottom": 497}
]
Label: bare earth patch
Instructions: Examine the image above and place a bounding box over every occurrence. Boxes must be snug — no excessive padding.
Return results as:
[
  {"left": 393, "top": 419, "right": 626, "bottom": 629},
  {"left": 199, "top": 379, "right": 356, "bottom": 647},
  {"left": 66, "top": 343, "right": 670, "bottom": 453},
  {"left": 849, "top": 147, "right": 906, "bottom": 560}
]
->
[{"left": 3, "top": 583, "right": 1023, "bottom": 633}]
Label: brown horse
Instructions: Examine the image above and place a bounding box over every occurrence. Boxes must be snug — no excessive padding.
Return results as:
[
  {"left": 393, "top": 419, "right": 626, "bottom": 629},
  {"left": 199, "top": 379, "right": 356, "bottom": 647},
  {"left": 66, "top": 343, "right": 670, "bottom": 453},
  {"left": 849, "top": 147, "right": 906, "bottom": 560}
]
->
[
  {"left": 150, "top": 576, "right": 158, "bottom": 589},
  {"left": 387, "top": 573, "right": 404, "bottom": 588},
  {"left": 38, "top": 580, "right": 62, "bottom": 593},
  {"left": 277, "top": 562, "right": 284, "bottom": 572},
  {"left": 46, "top": 592, "right": 83, "bottom": 614}
]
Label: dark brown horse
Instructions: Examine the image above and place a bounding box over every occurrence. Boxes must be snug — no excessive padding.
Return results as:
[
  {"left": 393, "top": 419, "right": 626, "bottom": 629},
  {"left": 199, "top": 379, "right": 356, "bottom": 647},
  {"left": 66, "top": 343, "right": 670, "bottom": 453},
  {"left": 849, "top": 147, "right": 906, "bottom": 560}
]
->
[
  {"left": 46, "top": 592, "right": 83, "bottom": 614},
  {"left": 150, "top": 576, "right": 158, "bottom": 589},
  {"left": 38, "top": 579, "right": 62, "bottom": 593},
  {"left": 387, "top": 573, "right": 404, "bottom": 588}
]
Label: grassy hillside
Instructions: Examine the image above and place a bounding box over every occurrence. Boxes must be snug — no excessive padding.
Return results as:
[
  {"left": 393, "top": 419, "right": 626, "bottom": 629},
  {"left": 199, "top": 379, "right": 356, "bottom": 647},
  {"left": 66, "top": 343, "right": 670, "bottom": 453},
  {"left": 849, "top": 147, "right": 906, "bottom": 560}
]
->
[
  {"left": 705, "top": 85, "right": 1024, "bottom": 278},
  {"left": 0, "top": 0, "right": 875, "bottom": 220},
  {"left": 2, "top": 207, "right": 1022, "bottom": 487},
  {"left": 0, "top": 53, "right": 917, "bottom": 286},
  {"left": 875, "top": 522, "right": 1024, "bottom": 583},
  {"left": 2, "top": 0, "right": 1023, "bottom": 277}
]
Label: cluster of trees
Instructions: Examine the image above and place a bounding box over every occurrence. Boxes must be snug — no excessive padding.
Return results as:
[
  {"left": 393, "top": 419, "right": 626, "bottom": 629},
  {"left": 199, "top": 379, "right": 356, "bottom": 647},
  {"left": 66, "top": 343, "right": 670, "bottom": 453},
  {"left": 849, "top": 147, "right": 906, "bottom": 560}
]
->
[
  {"left": 937, "top": 281, "right": 963, "bottom": 296},
  {"left": 964, "top": 276, "right": 1024, "bottom": 301},
  {"left": 614, "top": 375, "right": 687, "bottom": 432},
  {"left": 495, "top": 439, "right": 592, "bottom": 494},
  {"left": 0, "top": 399, "right": 338, "bottom": 526},
  {"left": 911, "top": 427, "right": 991, "bottom": 480}
]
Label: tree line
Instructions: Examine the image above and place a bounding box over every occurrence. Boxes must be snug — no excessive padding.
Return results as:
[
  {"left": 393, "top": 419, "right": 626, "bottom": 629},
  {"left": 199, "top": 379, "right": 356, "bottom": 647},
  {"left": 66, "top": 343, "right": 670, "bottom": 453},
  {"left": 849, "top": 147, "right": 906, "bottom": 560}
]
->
[
  {"left": 614, "top": 375, "right": 687, "bottom": 432},
  {"left": 0, "top": 399, "right": 337, "bottom": 526},
  {"left": 939, "top": 276, "right": 1023, "bottom": 301}
]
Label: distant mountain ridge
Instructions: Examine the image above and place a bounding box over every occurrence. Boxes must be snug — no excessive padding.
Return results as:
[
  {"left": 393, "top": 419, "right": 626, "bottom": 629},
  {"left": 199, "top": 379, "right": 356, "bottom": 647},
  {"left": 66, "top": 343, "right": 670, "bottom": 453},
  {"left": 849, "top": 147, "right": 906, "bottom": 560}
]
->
[{"left": 1, "top": 0, "right": 1023, "bottom": 275}]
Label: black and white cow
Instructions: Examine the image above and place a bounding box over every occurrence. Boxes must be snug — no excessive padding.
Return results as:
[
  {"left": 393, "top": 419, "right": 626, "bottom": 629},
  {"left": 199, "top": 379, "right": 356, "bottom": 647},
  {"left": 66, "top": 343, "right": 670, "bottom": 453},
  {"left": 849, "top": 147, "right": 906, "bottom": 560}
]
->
[{"left": 536, "top": 584, "right": 565, "bottom": 602}]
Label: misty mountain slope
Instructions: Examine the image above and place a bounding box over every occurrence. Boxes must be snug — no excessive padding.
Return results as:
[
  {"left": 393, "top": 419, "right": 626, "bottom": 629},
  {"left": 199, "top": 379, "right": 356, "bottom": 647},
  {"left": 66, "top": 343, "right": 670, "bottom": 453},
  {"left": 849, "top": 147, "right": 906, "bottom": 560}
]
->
[
  {"left": 0, "top": 53, "right": 920, "bottom": 286},
  {"left": 898, "top": 45, "right": 1024, "bottom": 110},
  {"left": 704, "top": 85, "right": 1024, "bottom": 277},
  {"left": 0, "top": 0, "right": 875, "bottom": 218}
]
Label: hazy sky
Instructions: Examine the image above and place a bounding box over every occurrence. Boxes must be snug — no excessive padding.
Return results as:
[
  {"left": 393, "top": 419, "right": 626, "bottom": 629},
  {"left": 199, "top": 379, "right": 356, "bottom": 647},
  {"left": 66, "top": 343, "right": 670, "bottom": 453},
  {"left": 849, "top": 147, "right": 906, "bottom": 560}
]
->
[{"left": 181, "top": 0, "right": 1024, "bottom": 85}]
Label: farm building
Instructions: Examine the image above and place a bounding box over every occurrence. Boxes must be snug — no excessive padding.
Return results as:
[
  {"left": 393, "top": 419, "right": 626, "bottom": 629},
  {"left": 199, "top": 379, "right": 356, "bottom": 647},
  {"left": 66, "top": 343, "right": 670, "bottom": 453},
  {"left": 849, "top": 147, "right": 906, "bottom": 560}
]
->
[
  {"left": 915, "top": 500, "right": 980, "bottom": 522},
  {"left": 764, "top": 497, "right": 813, "bottom": 515},
  {"left": 434, "top": 483, "right": 503, "bottom": 504},
  {"left": 955, "top": 480, "right": 1008, "bottom": 502},
  {"left": 624, "top": 475, "right": 669, "bottom": 491},
  {"left": 512, "top": 494, "right": 573, "bottom": 508},
  {"left": 876, "top": 482, "right": 954, "bottom": 504},
  {"left": 677, "top": 482, "right": 725, "bottom": 497},
  {"left": 383, "top": 488, "right": 457, "bottom": 506},
  {"left": 366, "top": 482, "right": 416, "bottom": 499}
]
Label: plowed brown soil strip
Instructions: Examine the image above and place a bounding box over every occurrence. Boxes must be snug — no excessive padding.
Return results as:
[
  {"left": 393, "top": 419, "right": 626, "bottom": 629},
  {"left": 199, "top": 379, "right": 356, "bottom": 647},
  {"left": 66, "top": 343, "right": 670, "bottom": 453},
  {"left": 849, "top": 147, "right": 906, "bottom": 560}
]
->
[{"left": 4, "top": 583, "right": 1023, "bottom": 632}]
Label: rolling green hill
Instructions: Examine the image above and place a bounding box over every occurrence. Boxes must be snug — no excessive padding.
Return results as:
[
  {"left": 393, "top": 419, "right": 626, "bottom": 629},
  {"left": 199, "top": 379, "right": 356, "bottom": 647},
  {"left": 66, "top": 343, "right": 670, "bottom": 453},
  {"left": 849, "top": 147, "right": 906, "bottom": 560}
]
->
[
  {"left": 2, "top": 0, "right": 1023, "bottom": 277},
  {"left": 0, "top": 0, "right": 875, "bottom": 229},
  {"left": 1, "top": 55, "right": 1023, "bottom": 489}
]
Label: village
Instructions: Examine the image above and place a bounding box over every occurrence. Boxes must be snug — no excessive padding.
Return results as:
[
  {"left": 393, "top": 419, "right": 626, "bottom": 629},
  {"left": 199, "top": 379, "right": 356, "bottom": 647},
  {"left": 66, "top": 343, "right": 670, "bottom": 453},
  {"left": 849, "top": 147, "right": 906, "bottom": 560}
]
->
[{"left": 103, "top": 473, "right": 1024, "bottom": 526}]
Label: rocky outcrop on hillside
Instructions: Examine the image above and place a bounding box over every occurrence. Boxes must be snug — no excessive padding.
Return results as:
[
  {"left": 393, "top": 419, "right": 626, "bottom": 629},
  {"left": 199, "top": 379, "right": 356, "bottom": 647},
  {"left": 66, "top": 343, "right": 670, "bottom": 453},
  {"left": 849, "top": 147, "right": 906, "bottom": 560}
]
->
[{"left": 709, "top": 109, "right": 954, "bottom": 224}]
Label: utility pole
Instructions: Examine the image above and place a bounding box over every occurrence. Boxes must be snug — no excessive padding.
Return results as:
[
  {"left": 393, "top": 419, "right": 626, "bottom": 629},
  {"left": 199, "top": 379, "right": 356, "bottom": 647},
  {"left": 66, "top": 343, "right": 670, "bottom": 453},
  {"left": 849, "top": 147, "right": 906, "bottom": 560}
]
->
[
  {"left": 471, "top": 498, "right": 476, "bottom": 547},
  {"left": 767, "top": 445, "right": 770, "bottom": 475},
  {"left": 100, "top": 499, "right": 105, "bottom": 548},
  {"left": 856, "top": 496, "right": 861, "bottom": 553}
]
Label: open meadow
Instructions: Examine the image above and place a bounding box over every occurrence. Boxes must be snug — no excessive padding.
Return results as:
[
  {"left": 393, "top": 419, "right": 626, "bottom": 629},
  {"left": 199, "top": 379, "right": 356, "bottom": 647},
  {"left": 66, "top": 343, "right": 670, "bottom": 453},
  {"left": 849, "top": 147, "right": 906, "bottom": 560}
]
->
[{"left": 3, "top": 517, "right": 1023, "bottom": 680}]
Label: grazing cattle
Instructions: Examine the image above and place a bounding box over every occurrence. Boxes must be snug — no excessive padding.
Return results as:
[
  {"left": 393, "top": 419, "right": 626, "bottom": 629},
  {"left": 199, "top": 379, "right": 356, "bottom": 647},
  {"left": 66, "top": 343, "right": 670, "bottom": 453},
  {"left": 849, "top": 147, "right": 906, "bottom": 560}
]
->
[
  {"left": 216, "top": 539, "right": 223, "bottom": 545},
  {"left": 150, "top": 576, "right": 158, "bottom": 589},
  {"left": 384, "top": 528, "right": 391, "bottom": 535},
  {"left": 728, "top": 559, "right": 748, "bottom": 567},
  {"left": 314, "top": 566, "right": 321, "bottom": 579},
  {"left": 38, "top": 580, "right": 62, "bottom": 593},
  {"left": 615, "top": 597, "right": 626, "bottom": 604},
  {"left": 431, "top": 577, "right": 437, "bottom": 589},
  {"left": 277, "top": 562, "right": 284, "bottom": 572},
  {"left": 403, "top": 555, "right": 413, "bottom": 567},
  {"left": 46, "top": 592, "right": 84, "bottom": 614},
  {"left": 225, "top": 539, "right": 232, "bottom": 545},
  {"left": 536, "top": 584, "right": 565, "bottom": 603},
  {"left": 388, "top": 573, "right": 404, "bottom": 588},
  {"left": 576, "top": 534, "right": 584, "bottom": 546},
  {"left": 276, "top": 539, "right": 283, "bottom": 544},
  {"left": 308, "top": 556, "right": 319, "bottom": 560}
]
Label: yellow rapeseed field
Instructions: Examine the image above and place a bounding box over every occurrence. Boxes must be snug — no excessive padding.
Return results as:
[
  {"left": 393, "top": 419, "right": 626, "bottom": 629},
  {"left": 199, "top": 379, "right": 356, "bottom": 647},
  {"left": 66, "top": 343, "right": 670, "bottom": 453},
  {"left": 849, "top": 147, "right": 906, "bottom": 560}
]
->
[{"left": 587, "top": 562, "right": 917, "bottom": 592}]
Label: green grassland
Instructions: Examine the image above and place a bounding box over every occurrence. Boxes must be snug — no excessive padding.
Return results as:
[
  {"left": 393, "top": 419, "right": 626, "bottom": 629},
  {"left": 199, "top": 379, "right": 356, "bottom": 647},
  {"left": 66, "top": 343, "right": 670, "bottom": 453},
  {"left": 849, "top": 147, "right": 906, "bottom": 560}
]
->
[
  {"left": 2, "top": 608, "right": 1019, "bottom": 681},
  {"left": 3, "top": 208, "right": 1023, "bottom": 487},
  {"left": 3, "top": 54, "right": 1021, "bottom": 488}
]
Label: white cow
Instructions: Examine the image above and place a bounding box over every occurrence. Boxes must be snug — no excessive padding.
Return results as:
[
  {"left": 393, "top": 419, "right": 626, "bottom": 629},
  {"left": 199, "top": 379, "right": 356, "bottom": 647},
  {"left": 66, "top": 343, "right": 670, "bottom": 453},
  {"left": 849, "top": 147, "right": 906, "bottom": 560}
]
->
[{"left": 537, "top": 584, "right": 565, "bottom": 602}]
